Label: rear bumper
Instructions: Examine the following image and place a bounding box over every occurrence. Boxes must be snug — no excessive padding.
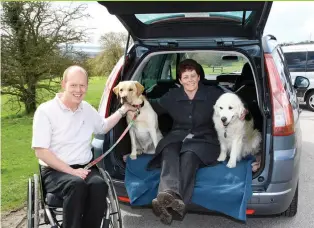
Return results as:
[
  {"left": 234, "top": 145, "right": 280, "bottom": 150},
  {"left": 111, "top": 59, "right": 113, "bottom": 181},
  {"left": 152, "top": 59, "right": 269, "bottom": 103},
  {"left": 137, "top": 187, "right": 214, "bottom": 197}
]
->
[
  {"left": 112, "top": 143, "right": 300, "bottom": 216},
  {"left": 247, "top": 182, "right": 297, "bottom": 215},
  {"left": 112, "top": 178, "right": 298, "bottom": 216}
]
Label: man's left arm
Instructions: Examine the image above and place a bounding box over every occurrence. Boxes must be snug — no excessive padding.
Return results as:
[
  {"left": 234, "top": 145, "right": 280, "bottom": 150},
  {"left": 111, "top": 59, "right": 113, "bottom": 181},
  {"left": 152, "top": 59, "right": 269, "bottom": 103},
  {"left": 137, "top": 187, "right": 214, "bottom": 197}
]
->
[{"left": 92, "top": 104, "right": 136, "bottom": 134}]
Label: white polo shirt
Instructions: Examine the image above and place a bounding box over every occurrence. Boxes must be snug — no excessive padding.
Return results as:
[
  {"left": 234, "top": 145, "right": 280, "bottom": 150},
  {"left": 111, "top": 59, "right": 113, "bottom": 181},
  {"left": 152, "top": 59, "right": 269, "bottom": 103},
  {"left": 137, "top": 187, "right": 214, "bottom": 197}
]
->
[{"left": 32, "top": 93, "right": 107, "bottom": 166}]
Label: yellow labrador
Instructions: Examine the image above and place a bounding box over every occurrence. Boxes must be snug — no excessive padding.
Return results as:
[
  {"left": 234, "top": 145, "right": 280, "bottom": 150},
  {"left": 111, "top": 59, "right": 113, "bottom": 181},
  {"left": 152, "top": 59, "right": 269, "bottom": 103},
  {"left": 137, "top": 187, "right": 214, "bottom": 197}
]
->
[{"left": 113, "top": 81, "right": 163, "bottom": 161}]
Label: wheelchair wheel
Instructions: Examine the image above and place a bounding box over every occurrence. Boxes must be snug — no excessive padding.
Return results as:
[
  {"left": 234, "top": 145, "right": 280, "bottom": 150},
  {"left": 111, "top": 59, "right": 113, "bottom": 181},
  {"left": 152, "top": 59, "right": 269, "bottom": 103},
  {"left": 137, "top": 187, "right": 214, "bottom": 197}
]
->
[
  {"left": 99, "top": 168, "right": 123, "bottom": 228},
  {"left": 27, "top": 174, "right": 40, "bottom": 228}
]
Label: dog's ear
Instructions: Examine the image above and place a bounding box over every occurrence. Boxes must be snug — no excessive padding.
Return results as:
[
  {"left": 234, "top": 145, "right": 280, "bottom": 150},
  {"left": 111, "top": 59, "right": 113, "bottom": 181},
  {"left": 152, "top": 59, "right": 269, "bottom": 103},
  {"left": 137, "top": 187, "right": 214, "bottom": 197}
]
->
[
  {"left": 113, "top": 83, "right": 120, "bottom": 98},
  {"left": 237, "top": 103, "right": 245, "bottom": 119},
  {"left": 134, "top": 81, "right": 144, "bottom": 96},
  {"left": 213, "top": 104, "right": 219, "bottom": 116}
]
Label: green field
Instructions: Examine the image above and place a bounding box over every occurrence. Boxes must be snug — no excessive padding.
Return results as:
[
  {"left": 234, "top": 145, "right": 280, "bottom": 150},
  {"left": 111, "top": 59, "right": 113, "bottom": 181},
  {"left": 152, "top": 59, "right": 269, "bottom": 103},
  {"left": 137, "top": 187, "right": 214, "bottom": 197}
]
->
[{"left": 1, "top": 76, "right": 107, "bottom": 212}]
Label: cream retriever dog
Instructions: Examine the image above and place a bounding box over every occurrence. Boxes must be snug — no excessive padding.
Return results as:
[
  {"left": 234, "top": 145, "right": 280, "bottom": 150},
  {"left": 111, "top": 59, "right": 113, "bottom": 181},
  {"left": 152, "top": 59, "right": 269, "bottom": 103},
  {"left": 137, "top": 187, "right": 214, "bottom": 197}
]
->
[
  {"left": 213, "top": 93, "right": 262, "bottom": 169},
  {"left": 113, "top": 81, "right": 163, "bottom": 160}
]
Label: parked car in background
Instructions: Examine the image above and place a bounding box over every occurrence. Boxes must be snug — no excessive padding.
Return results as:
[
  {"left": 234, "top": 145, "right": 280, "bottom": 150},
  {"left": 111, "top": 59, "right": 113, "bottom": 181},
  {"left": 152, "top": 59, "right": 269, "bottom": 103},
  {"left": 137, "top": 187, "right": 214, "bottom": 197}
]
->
[{"left": 282, "top": 44, "right": 314, "bottom": 111}]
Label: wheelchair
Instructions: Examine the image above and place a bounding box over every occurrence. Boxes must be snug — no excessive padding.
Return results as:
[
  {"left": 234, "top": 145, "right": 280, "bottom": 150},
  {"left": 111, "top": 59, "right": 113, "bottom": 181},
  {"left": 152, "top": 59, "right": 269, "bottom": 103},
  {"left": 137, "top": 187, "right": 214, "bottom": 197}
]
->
[{"left": 27, "top": 165, "right": 123, "bottom": 228}]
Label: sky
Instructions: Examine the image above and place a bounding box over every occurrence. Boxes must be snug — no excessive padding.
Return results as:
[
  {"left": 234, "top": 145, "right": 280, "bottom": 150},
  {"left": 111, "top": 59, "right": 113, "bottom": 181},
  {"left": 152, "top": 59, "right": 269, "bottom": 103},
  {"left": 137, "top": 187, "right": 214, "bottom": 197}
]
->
[{"left": 57, "top": 1, "right": 314, "bottom": 46}]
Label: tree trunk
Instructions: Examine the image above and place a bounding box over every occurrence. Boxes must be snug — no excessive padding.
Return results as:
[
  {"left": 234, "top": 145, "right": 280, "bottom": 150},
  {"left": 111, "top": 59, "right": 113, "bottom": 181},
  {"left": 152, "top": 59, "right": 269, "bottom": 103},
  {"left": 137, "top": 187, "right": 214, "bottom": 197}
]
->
[
  {"left": 25, "top": 98, "right": 36, "bottom": 114},
  {"left": 24, "top": 85, "right": 37, "bottom": 114}
]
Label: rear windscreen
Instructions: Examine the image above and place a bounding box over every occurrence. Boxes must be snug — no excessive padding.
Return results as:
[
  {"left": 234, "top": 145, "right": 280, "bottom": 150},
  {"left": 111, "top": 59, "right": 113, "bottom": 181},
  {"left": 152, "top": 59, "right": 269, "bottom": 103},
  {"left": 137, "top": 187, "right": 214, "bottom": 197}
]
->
[{"left": 135, "top": 11, "right": 253, "bottom": 24}]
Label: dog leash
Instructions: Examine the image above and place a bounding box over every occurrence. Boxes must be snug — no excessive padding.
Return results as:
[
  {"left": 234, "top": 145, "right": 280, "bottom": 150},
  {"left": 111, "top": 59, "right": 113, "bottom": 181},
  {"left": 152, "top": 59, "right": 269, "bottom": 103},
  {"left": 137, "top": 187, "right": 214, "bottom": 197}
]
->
[{"left": 84, "top": 109, "right": 140, "bottom": 170}]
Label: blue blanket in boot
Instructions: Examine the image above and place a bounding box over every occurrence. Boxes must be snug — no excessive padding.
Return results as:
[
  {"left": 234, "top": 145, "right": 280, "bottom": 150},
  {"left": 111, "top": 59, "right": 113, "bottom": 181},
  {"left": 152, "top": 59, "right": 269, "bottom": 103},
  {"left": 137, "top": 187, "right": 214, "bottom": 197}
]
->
[{"left": 124, "top": 154, "right": 253, "bottom": 221}]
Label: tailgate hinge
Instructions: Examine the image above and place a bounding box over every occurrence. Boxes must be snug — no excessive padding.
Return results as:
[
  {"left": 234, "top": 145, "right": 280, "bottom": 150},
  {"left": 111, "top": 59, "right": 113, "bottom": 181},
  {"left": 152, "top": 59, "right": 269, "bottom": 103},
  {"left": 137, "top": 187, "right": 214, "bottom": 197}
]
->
[
  {"left": 263, "top": 106, "right": 271, "bottom": 117},
  {"left": 217, "top": 41, "right": 234, "bottom": 47},
  {"left": 158, "top": 41, "right": 178, "bottom": 48}
]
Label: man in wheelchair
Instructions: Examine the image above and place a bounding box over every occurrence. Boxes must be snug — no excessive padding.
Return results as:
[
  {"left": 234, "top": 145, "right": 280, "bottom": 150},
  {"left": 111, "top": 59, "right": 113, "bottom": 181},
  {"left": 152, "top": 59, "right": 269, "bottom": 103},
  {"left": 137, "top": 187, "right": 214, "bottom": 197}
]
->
[{"left": 31, "top": 66, "right": 136, "bottom": 228}]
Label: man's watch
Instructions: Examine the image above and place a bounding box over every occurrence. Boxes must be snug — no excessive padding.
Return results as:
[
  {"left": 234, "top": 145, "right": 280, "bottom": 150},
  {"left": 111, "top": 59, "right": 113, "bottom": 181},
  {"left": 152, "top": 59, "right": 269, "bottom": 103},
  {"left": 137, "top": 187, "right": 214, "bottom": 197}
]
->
[{"left": 118, "top": 108, "right": 127, "bottom": 117}]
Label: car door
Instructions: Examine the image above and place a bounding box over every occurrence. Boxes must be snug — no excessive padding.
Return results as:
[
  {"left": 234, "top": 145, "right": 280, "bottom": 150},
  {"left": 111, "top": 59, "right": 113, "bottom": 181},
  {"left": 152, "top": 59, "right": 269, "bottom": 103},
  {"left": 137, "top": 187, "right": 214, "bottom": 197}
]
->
[
  {"left": 283, "top": 51, "right": 307, "bottom": 96},
  {"left": 277, "top": 46, "right": 303, "bottom": 163},
  {"left": 305, "top": 51, "right": 314, "bottom": 89}
]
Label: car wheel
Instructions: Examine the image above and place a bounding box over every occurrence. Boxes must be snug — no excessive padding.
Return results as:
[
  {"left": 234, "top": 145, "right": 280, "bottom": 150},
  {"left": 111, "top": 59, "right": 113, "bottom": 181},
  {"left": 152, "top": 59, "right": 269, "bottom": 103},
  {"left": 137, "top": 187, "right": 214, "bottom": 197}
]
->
[
  {"left": 281, "top": 185, "right": 298, "bottom": 217},
  {"left": 306, "top": 91, "right": 314, "bottom": 112}
]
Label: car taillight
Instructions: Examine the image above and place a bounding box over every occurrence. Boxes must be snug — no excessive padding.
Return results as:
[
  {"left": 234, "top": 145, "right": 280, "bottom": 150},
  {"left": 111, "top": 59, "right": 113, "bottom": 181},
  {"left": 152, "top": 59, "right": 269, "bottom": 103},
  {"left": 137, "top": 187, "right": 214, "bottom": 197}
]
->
[
  {"left": 264, "top": 53, "right": 294, "bottom": 136},
  {"left": 98, "top": 57, "right": 124, "bottom": 117}
]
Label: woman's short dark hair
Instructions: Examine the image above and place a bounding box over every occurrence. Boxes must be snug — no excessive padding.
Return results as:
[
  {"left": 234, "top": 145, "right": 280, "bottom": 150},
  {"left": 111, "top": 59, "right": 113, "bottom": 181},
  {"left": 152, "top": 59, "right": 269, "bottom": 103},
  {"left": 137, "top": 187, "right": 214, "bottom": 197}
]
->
[{"left": 177, "top": 59, "right": 202, "bottom": 80}]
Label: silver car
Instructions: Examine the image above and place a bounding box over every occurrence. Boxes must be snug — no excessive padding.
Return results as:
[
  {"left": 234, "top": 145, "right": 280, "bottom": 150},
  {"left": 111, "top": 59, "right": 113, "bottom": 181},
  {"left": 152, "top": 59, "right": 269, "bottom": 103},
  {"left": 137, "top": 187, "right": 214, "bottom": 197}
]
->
[
  {"left": 282, "top": 44, "right": 314, "bottom": 111},
  {"left": 92, "top": 1, "right": 310, "bottom": 219}
]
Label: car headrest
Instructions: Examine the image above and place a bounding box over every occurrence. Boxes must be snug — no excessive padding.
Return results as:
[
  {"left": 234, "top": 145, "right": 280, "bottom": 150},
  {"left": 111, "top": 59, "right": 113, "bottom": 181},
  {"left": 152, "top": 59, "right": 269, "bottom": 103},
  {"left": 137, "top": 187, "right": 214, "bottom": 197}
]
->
[
  {"left": 202, "top": 79, "right": 218, "bottom": 86},
  {"left": 241, "top": 62, "right": 253, "bottom": 81}
]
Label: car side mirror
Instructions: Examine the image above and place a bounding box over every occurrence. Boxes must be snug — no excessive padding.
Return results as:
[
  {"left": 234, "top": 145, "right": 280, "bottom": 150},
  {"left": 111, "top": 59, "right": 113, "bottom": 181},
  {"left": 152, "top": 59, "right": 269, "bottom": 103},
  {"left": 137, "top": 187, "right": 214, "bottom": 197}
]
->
[{"left": 294, "top": 76, "right": 310, "bottom": 89}]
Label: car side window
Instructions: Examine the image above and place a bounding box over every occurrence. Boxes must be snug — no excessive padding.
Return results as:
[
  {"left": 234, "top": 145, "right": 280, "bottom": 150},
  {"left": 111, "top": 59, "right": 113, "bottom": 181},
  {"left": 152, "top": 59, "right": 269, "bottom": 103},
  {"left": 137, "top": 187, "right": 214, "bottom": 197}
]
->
[
  {"left": 306, "top": 51, "right": 314, "bottom": 72},
  {"left": 160, "top": 54, "right": 177, "bottom": 80},
  {"left": 273, "top": 49, "right": 294, "bottom": 96},
  {"left": 284, "top": 51, "right": 307, "bottom": 72},
  {"left": 141, "top": 54, "right": 167, "bottom": 88},
  {"left": 278, "top": 48, "right": 295, "bottom": 89}
]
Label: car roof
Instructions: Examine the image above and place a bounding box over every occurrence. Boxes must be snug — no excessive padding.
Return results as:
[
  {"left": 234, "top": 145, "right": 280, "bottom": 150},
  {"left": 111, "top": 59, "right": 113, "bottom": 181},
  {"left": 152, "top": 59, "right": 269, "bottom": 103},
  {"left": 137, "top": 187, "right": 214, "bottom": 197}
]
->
[{"left": 282, "top": 44, "right": 314, "bottom": 53}]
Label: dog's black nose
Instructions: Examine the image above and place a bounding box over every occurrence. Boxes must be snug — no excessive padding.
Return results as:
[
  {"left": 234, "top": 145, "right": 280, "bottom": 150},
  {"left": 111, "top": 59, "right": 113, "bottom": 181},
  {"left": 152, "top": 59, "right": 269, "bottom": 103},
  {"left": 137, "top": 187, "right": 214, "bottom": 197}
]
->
[{"left": 221, "top": 117, "right": 227, "bottom": 123}]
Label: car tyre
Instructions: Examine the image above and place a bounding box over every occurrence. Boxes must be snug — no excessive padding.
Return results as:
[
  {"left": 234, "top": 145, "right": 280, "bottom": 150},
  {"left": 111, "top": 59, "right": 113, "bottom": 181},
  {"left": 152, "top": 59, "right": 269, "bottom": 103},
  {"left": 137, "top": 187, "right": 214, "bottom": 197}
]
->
[
  {"left": 281, "top": 185, "right": 298, "bottom": 217},
  {"left": 306, "top": 91, "right": 314, "bottom": 112}
]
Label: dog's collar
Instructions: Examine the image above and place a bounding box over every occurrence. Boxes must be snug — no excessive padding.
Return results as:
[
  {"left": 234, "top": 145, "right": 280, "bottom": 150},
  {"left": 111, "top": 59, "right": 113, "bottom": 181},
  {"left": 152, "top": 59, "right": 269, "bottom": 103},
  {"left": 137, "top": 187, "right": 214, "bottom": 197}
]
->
[
  {"left": 132, "top": 101, "right": 144, "bottom": 109},
  {"left": 223, "top": 124, "right": 229, "bottom": 138}
]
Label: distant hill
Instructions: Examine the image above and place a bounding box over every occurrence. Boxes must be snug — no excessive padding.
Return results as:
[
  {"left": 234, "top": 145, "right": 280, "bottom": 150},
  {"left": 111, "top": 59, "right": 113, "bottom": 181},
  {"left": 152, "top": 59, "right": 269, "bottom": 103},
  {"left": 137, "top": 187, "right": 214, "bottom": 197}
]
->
[{"left": 59, "top": 43, "right": 103, "bottom": 58}]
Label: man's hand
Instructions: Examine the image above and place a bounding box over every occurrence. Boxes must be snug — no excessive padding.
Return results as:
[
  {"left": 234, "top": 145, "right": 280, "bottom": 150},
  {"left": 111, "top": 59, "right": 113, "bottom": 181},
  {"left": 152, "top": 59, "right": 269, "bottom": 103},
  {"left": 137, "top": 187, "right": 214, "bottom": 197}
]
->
[
  {"left": 71, "top": 168, "right": 91, "bottom": 179},
  {"left": 240, "top": 109, "right": 248, "bottom": 121},
  {"left": 120, "top": 103, "right": 137, "bottom": 115}
]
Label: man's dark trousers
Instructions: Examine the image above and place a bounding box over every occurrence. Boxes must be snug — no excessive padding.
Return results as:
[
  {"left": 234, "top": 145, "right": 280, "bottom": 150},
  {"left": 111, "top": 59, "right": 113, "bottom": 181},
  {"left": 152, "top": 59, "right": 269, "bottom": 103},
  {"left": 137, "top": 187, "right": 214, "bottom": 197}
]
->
[{"left": 41, "top": 165, "right": 108, "bottom": 228}]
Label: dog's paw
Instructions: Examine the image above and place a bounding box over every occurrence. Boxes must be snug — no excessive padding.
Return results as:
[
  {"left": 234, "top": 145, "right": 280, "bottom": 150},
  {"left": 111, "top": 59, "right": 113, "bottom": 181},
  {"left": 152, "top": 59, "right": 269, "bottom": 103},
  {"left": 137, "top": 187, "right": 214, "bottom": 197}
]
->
[
  {"left": 129, "top": 154, "right": 137, "bottom": 160},
  {"left": 123, "top": 154, "right": 130, "bottom": 162},
  {"left": 217, "top": 154, "right": 227, "bottom": 162},
  {"left": 251, "top": 161, "right": 261, "bottom": 172},
  {"left": 226, "top": 161, "right": 237, "bottom": 168},
  {"left": 136, "top": 149, "right": 143, "bottom": 155}
]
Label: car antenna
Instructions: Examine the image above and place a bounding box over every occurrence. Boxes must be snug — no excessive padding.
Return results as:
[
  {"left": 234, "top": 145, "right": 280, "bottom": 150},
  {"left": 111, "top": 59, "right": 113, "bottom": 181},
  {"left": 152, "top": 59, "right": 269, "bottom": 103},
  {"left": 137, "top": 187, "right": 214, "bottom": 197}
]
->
[{"left": 120, "top": 32, "right": 131, "bottom": 81}]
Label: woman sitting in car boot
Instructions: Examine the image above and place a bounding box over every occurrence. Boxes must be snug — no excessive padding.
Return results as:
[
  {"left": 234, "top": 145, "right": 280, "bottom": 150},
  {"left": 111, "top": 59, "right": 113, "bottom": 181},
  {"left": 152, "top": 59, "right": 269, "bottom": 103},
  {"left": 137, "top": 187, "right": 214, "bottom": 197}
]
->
[{"left": 146, "top": 59, "right": 243, "bottom": 225}]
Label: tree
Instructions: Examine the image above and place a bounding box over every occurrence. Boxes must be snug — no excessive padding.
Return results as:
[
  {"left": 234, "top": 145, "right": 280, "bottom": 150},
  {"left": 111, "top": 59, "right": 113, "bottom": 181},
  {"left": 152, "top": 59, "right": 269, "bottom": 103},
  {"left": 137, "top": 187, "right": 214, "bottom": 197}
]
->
[
  {"left": 1, "top": 1, "right": 90, "bottom": 114},
  {"left": 87, "top": 32, "right": 130, "bottom": 76}
]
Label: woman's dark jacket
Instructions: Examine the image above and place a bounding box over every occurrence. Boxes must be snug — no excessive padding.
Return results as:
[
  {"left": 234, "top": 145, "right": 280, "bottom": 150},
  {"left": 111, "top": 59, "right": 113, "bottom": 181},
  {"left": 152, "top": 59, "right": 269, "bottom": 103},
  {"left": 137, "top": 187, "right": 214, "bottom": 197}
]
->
[{"left": 147, "top": 83, "right": 224, "bottom": 170}]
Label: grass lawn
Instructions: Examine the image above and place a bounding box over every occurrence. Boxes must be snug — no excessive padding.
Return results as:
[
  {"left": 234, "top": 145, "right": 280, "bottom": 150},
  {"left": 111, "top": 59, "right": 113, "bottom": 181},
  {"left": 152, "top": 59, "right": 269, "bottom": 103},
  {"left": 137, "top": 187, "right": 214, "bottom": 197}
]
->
[{"left": 1, "top": 76, "right": 107, "bottom": 212}]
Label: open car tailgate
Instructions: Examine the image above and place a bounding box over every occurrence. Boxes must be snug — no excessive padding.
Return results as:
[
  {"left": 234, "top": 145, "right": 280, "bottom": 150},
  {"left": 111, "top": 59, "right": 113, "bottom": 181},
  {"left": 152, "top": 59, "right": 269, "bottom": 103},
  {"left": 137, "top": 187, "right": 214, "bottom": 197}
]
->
[{"left": 99, "top": 1, "right": 272, "bottom": 41}]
